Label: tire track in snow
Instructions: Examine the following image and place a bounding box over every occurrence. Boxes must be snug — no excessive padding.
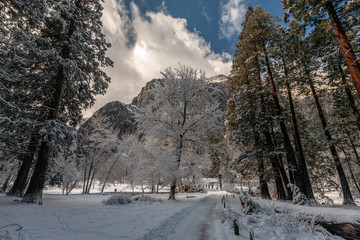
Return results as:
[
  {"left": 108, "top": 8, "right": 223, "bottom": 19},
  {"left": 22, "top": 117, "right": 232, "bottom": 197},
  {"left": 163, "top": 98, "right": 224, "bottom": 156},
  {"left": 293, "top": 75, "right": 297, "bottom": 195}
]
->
[
  {"left": 140, "top": 197, "right": 209, "bottom": 240},
  {"left": 140, "top": 195, "right": 227, "bottom": 240}
]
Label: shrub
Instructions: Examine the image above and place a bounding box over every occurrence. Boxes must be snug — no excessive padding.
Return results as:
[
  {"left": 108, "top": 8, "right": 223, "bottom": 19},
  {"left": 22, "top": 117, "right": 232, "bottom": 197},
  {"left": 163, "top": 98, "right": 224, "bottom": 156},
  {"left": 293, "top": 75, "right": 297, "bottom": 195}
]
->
[
  {"left": 132, "top": 195, "right": 163, "bottom": 203},
  {"left": 103, "top": 194, "right": 132, "bottom": 205}
]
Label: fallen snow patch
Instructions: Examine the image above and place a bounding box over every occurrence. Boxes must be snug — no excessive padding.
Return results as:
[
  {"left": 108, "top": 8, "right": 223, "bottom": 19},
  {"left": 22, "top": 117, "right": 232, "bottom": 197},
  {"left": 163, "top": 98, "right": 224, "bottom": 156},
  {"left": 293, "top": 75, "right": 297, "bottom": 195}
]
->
[
  {"left": 257, "top": 199, "right": 360, "bottom": 225},
  {"left": 102, "top": 193, "right": 132, "bottom": 205}
]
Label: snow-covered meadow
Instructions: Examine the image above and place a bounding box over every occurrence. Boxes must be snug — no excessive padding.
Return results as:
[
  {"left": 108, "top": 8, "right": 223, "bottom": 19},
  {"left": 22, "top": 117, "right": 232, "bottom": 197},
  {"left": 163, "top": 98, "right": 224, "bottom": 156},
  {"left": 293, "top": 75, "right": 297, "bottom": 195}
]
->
[
  {"left": 1, "top": 187, "right": 359, "bottom": 240},
  {"left": 0, "top": 192, "right": 208, "bottom": 240}
]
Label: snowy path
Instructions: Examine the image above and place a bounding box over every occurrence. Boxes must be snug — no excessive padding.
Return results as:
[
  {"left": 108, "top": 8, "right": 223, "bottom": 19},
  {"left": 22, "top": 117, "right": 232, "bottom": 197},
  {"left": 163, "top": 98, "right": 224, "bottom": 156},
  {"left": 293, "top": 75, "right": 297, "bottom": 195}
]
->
[{"left": 141, "top": 195, "right": 227, "bottom": 240}]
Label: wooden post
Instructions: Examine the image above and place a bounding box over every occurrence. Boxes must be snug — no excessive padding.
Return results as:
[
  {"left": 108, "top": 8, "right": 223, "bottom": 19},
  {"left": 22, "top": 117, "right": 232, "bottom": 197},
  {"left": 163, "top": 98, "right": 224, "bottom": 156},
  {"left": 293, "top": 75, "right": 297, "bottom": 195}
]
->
[{"left": 234, "top": 220, "right": 239, "bottom": 235}]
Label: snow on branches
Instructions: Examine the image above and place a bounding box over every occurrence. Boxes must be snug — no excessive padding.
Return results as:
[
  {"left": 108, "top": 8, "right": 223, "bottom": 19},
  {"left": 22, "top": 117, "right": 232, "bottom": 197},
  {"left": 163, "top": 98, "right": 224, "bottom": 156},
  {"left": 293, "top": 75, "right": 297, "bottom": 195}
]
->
[
  {"left": 287, "top": 183, "right": 310, "bottom": 206},
  {"left": 137, "top": 65, "right": 224, "bottom": 199}
]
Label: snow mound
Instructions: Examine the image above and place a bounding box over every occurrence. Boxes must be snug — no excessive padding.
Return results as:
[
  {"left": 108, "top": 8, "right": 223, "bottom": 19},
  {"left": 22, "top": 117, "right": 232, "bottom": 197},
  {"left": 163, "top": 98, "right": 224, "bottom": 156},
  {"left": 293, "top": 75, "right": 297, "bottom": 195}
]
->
[
  {"left": 257, "top": 199, "right": 360, "bottom": 225},
  {"left": 132, "top": 195, "right": 163, "bottom": 203},
  {"left": 103, "top": 194, "right": 132, "bottom": 205},
  {"left": 223, "top": 198, "right": 343, "bottom": 240}
]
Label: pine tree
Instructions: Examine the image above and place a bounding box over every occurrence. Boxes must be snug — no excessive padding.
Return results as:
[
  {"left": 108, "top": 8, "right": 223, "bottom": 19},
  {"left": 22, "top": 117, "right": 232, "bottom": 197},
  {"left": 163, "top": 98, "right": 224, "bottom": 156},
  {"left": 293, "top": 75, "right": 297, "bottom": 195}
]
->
[
  {"left": 276, "top": 22, "right": 315, "bottom": 199},
  {"left": 1, "top": 0, "right": 51, "bottom": 197},
  {"left": 8, "top": 0, "right": 114, "bottom": 204},
  {"left": 294, "top": 33, "right": 355, "bottom": 205},
  {"left": 281, "top": 0, "right": 360, "bottom": 97},
  {"left": 227, "top": 7, "right": 296, "bottom": 200}
]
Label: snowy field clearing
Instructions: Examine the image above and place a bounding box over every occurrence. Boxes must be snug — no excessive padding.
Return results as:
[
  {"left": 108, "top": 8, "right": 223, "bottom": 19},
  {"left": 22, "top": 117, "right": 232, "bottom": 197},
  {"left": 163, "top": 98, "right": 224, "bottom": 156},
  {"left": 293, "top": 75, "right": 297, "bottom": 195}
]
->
[{"left": 1, "top": 189, "right": 359, "bottom": 240}]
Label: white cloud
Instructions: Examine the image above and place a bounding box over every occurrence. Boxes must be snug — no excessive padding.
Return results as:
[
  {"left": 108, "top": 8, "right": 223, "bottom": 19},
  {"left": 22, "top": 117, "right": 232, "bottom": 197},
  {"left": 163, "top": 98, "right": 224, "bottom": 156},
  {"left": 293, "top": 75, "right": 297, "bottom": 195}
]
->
[
  {"left": 201, "top": 6, "right": 211, "bottom": 23},
  {"left": 219, "top": 0, "right": 247, "bottom": 40},
  {"left": 84, "top": 0, "right": 231, "bottom": 117}
]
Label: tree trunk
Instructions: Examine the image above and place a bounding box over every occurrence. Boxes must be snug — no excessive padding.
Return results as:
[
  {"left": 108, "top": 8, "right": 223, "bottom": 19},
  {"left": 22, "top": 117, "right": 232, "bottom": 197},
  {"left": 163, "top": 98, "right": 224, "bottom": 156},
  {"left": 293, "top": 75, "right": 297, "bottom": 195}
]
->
[
  {"left": 218, "top": 174, "right": 222, "bottom": 190},
  {"left": 84, "top": 159, "right": 94, "bottom": 194},
  {"left": 307, "top": 75, "right": 355, "bottom": 205},
  {"left": 8, "top": 134, "right": 38, "bottom": 197},
  {"left": 264, "top": 131, "right": 287, "bottom": 200},
  {"left": 326, "top": 2, "right": 360, "bottom": 97},
  {"left": 21, "top": 140, "right": 50, "bottom": 204},
  {"left": 338, "top": 65, "right": 360, "bottom": 131},
  {"left": 101, "top": 158, "right": 118, "bottom": 193},
  {"left": 169, "top": 178, "right": 177, "bottom": 200},
  {"left": 263, "top": 47, "right": 301, "bottom": 190},
  {"left": 345, "top": 129, "right": 360, "bottom": 166},
  {"left": 258, "top": 157, "right": 271, "bottom": 199},
  {"left": 270, "top": 122, "right": 292, "bottom": 200},
  {"left": 281, "top": 54, "right": 314, "bottom": 199},
  {"left": 252, "top": 125, "right": 271, "bottom": 199},
  {"left": 341, "top": 148, "right": 360, "bottom": 194},
  {"left": 82, "top": 165, "right": 87, "bottom": 194},
  {"left": 168, "top": 101, "right": 187, "bottom": 200},
  {"left": 1, "top": 174, "right": 12, "bottom": 193},
  {"left": 86, "top": 169, "right": 97, "bottom": 194},
  {"left": 254, "top": 52, "right": 284, "bottom": 200}
]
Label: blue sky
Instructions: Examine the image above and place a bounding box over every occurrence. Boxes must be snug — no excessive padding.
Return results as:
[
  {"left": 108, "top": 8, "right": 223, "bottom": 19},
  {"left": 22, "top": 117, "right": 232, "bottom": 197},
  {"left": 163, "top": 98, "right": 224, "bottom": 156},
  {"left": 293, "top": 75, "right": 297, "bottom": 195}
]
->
[
  {"left": 124, "top": 0, "right": 285, "bottom": 54},
  {"left": 85, "top": 0, "right": 285, "bottom": 116}
]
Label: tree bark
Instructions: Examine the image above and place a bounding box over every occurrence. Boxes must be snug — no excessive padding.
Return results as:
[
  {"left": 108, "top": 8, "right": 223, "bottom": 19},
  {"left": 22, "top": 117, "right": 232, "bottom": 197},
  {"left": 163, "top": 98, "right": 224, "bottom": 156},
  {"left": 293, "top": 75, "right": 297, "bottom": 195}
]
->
[
  {"left": 307, "top": 75, "right": 355, "bottom": 205},
  {"left": 281, "top": 54, "right": 314, "bottom": 199},
  {"left": 338, "top": 65, "right": 360, "bottom": 131},
  {"left": 7, "top": 134, "right": 38, "bottom": 197},
  {"left": 326, "top": 2, "right": 360, "bottom": 97}
]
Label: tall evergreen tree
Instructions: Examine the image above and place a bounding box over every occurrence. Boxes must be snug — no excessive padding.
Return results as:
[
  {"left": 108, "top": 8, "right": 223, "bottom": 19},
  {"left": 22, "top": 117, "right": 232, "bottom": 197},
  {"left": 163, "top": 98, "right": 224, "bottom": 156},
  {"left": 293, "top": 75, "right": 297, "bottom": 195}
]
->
[
  {"left": 0, "top": 0, "right": 113, "bottom": 204},
  {"left": 294, "top": 34, "right": 355, "bottom": 205},
  {"left": 228, "top": 7, "right": 299, "bottom": 200},
  {"left": 281, "top": 0, "right": 360, "bottom": 97},
  {"left": 1, "top": 0, "right": 49, "bottom": 197}
]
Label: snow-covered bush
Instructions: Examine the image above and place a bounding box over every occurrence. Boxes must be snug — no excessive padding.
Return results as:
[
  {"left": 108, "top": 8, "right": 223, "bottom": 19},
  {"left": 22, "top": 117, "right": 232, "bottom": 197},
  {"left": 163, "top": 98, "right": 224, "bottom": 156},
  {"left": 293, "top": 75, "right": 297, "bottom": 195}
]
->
[
  {"left": 239, "top": 188, "right": 260, "bottom": 214},
  {"left": 103, "top": 194, "right": 132, "bottom": 205},
  {"left": 287, "top": 183, "right": 310, "bottom": 206},
  {"left": 132, "top": 195, "right": 163, "bottom": 203},
  {"left": 316, "top": 193, "right": 334, "bottom": 205}
]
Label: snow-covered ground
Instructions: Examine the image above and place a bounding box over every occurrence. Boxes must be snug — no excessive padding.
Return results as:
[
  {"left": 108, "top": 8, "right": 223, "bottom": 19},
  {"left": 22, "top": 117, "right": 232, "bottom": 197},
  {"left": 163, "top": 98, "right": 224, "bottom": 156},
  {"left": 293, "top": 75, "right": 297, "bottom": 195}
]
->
[
  {"left": 1, "top": 189, "right": 359, "bottom": 240},
  {"left": 0, "top": 192, "right": 208, "bottom": 240}
]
